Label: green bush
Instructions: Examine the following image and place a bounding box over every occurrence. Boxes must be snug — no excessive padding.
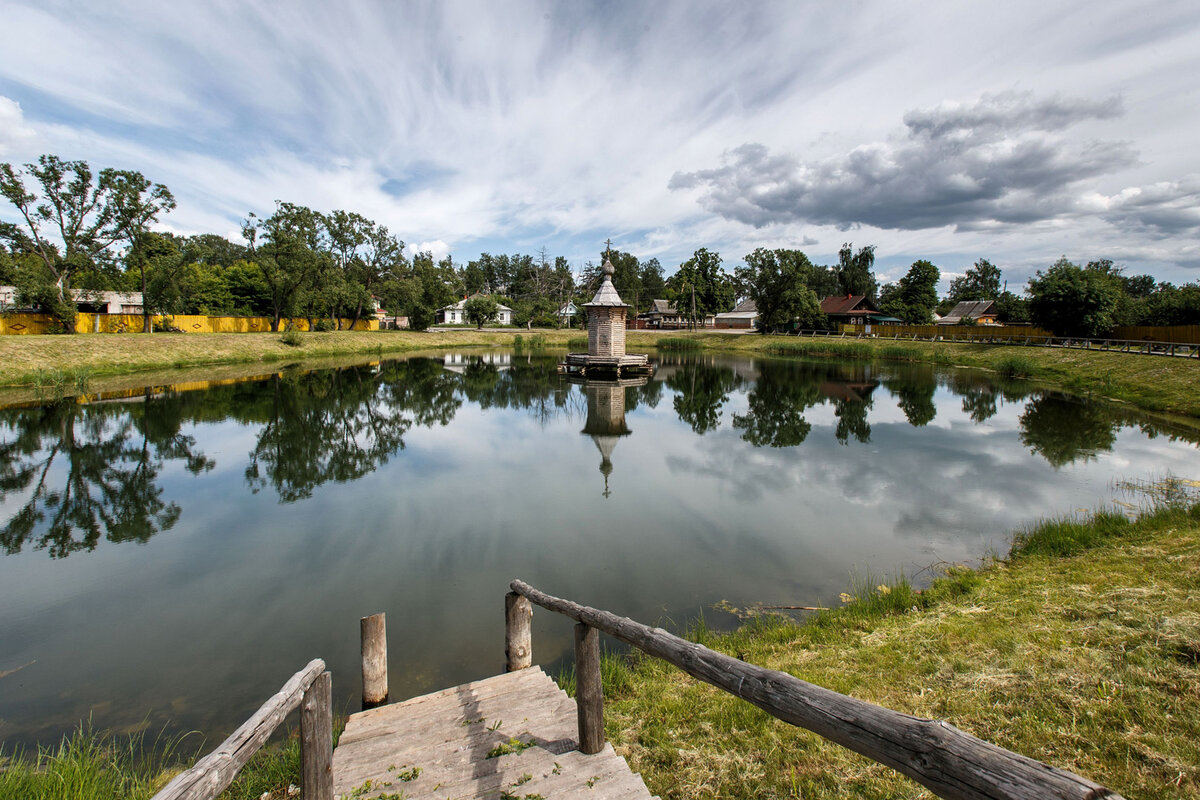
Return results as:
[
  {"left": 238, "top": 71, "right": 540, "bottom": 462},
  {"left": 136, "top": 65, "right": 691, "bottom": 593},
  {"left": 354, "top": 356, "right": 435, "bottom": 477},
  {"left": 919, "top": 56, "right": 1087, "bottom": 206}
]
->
[{"left": 279, "top": 328, "right": 303, "bottom": 347}]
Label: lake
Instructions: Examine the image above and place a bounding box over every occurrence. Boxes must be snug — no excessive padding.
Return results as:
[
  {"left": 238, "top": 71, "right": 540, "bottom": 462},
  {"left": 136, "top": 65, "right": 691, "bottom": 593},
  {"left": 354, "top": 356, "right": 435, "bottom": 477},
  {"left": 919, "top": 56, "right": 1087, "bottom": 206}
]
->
[{"left": 0, "top": 350, "right": 1197, "bottom": 748}]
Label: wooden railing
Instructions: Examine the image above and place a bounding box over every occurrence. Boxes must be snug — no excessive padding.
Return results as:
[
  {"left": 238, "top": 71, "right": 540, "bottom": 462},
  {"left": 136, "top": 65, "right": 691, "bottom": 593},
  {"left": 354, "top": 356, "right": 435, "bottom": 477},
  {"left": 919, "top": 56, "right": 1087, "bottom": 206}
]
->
[
  {"left": 796, "top": 327, "right": 1200, "bottom": 357},
  {"left": 506, "top": 580, "right": 1126, "bottom": 800},
  {"left": 152, "top": 659, "right": 332, "bottom": 800}
]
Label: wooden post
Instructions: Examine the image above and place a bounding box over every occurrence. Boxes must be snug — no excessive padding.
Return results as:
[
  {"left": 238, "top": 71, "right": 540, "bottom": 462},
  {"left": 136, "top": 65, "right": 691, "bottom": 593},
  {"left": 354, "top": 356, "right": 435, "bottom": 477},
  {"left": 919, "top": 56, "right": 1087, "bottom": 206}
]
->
[
  {"left": 574, "top": 622, "right": 604, "bottom": 754},
  {"left": 505, "top": 592, "right": 533, "bottom": 672},
  {"left": 361, "top": 613, "right": 387, "bottom": 709},
  {"left": 300, "top": 670, "right": 333, "bottom": 800}
]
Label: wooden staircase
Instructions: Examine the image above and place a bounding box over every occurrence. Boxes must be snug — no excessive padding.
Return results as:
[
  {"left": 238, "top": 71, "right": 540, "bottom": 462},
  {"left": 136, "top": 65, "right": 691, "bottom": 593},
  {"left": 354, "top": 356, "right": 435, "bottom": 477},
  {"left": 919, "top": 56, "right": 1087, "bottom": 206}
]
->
[{"left": 332, "top": 667, "right": 656, "bottom": 800}]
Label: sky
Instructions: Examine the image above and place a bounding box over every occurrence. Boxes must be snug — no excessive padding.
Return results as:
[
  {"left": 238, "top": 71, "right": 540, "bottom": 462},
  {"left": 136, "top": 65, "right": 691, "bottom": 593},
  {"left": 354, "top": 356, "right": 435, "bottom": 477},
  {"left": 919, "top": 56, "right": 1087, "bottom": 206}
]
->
[{"left": 1, "top": 0, "right": 1199, "bottom": 291}]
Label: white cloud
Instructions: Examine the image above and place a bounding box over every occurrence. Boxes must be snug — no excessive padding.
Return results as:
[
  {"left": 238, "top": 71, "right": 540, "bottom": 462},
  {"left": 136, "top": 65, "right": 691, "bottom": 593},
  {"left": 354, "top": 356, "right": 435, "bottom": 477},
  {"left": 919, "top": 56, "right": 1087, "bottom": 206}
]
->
[
  {"left": 0, "top": 96, "right": 37, "bottom": 158},
  {"left": 0, "top": 0, "right": 1197, "bottom": 282}
]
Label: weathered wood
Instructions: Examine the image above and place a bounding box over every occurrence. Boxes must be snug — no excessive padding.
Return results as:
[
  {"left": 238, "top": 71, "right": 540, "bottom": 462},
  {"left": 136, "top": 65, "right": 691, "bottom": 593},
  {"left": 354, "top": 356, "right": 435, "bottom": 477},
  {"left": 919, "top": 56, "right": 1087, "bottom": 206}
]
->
[
  {"left": 151, "top": 659, "right": 325, "bottom": 800},
  {"left": 511, "top": 579, "right": 1125, "bottom": 800},
  {"left": 574, "top": 622, "right": 605, "bottom": 754},
  {"left": 505, "top": 591, "right": 533, "bottom": 671},
  {"left": 361, "top": 612, "right": 388, "bottom": 709},
  {"left": 300, "top": 670, "right": 333, "bottom": 800}
]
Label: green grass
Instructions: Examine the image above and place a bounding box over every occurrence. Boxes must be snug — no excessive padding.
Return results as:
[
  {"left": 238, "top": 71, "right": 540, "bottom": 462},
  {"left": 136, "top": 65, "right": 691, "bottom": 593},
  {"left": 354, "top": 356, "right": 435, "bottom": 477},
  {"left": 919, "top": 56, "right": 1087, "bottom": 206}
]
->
[
  {"left": 655, "top": 337, "right": 703, "bottom": 352},
  {"left": 0, "top": 724, "right": 188, "bottom": 800},
  {"left": 598, "top": 500, "right": 1200, "bottom": 799}
]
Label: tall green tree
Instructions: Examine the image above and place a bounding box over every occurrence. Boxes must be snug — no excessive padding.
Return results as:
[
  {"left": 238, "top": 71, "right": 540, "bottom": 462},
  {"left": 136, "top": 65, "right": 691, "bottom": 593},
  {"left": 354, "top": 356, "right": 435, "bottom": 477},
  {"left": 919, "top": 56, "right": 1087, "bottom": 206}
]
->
[
  {"left": 1027, "top": 258, "right": 1121, "bottom": 337},
  {"left": 0, "top": 155, "right": 145, "bottom": 328},
  {"left": 947, "top": 259, "right": 1002, "bottom": 302},
  {"left": 667, "top": 248, "right": 735, "bottom": 328},
  {"left": 736, "top": 248, "right": 825, "bottom": 333},
  {"left": 107, "top": 169, "right": 176, "bottom": 332},
  {"left": 835, "top": 243, "right": 878, "bottom": 300},
  {"left": 324, "top": 210, "right": 405, "bottom": 328},
  {"left": 242, "top": 202, "right": 328, "bottom": 331},
  {"left": 880, "top": 259, "right": 940, "bottom": 323}
]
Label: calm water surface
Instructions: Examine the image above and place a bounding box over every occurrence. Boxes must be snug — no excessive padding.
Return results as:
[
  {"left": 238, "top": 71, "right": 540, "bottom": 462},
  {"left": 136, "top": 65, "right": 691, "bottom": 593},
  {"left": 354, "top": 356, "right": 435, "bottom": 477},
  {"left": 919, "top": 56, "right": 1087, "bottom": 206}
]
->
[{"left": 0, "top": 351, "right": 1196, "bottom": 747}]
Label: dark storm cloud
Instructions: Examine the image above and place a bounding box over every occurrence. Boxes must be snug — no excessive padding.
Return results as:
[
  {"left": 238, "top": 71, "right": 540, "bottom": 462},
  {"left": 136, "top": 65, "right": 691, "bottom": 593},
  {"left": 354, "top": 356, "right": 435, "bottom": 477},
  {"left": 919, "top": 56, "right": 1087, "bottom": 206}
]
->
[{"left": 669, "top": 92, "right": 1142, "bottom": 232}]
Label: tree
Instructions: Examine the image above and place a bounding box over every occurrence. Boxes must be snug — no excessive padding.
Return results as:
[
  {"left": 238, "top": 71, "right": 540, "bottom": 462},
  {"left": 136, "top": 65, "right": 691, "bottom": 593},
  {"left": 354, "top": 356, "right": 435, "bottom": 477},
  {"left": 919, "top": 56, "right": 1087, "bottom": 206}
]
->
[
  {"left": 0, "top": 155, "right": 147, "bottom": 329},
  {"left": 880, "top": 259, "right": 940, "bottom": 323},
  {"left": 947, "top": 259, "right": 1002, "bottom": 302},
  {"left": 835, "top": 243, "right": 877, "bottom": 300},
  {"left": 106, "top": 169, "right": 176, "bottom": 333},
  {"left": 736, "top": 248, "right": 825, "bottom": 333},
  {"left": 242, "top": 202, "right": 328, "bottom": 331},
  {"left": 666, "top": 248, "right": 735, "bottom": 328},
  {"left": 463, "top": 295, "right": 500, "bottom": 329},
  {"left": 325, "top": 210, "right": 406, "bottom": 329},
  {"left": 1027, "top": 258, "right": 1121, "bottom": 337}
]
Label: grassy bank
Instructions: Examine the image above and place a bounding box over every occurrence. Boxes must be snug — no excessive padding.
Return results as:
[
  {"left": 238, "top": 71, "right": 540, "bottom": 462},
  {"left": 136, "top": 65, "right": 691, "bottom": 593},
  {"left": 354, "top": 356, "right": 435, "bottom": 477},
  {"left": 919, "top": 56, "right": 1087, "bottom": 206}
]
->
[
  {"left": 1, "top": 328, "right": 1196, "bottom": 418},
  {"left": 591, "top": 498, "right": 1200, "bottom": 800}
]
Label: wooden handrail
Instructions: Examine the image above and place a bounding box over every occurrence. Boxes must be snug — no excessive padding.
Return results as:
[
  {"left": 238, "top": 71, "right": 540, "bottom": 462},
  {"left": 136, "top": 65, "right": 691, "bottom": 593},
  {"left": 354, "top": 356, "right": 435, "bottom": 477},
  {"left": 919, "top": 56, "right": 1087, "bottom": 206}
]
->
[
  {"left": 152, "top": 659, "right": 332, "bottom": 800},
  {"left": 510, "top": 580, "right": 1125, "bottom": 800}
]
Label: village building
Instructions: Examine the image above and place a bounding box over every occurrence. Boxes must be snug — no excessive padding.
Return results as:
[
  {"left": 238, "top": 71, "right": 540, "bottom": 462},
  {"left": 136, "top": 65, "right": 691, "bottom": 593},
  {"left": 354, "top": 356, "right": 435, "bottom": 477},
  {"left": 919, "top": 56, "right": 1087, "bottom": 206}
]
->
[
  {"left": 557, "top": 301, "right": 578, "bottom": 326},
  {"left": 436, "top": 293, "right": 513, "bottom": 325},
  {"left": 819, "top": 294, "right": 882, "bottom": 327},
  {"left": 937, "top": 300, "right": 999, "bottom": 325},
  {"left": 714, "top": 298, "right": 759, "bottom": 329},
  {"left": 639, "top": 299, "right": 715, "bottom": 329}
]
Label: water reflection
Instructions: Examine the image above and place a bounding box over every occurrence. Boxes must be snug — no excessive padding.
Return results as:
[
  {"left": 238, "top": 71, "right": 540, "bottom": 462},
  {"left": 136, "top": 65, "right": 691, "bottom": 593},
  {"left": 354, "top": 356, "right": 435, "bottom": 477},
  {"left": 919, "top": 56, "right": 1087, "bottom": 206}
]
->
[
  {"left": 0, "top": 392, "right": 213, "bottom": 558},
  {"left": 571, "top": 377, "right": 647, "bottom": 498}
]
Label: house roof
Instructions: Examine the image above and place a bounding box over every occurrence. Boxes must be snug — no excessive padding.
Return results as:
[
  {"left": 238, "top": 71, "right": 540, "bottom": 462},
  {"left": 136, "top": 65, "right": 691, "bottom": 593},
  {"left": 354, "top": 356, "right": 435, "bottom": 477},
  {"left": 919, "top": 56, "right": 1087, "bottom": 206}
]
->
[
  {"left": 715, "top": 297, "right": 759, "bottom": 320},
  {"left": 943, "top": 300, "right": 996, "bottom": 319},
  {"left": 819, "top": 295, "right": 878, "bottom": 315},
  {"left": 647, "top": 299, "right": 676, "bottom": 314}
]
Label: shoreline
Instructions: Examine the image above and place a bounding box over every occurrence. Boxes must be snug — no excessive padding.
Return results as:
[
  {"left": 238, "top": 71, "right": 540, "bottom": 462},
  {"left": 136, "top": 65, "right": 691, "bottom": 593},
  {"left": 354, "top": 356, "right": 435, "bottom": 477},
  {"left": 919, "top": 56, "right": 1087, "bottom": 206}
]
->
[{"left": 0, "top": 328, "right": 1197, "bottom": 420}]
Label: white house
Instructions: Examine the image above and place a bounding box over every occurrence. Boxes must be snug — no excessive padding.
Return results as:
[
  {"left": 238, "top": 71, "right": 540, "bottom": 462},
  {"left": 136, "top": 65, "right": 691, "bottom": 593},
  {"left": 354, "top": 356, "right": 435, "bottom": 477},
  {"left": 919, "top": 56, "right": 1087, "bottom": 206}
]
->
[
  {"left": 436, "top": 294, "right": 513, "bottom": 325},
  {"left": 557, "top": 301, "right": 579, "bottom": 326}
]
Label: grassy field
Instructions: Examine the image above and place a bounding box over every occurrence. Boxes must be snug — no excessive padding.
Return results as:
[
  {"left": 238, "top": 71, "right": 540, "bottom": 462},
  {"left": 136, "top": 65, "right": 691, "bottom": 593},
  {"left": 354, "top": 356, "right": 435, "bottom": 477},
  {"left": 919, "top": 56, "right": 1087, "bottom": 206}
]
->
[{"left": 0, "top": 328, "right": 1196, "bottom": 418}]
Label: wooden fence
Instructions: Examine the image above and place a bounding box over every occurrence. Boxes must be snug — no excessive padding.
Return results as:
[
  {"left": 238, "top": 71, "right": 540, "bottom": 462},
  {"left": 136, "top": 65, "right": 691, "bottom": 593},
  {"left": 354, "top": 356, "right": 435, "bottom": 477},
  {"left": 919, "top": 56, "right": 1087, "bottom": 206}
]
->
[
  {"left": 820, "top": 325, "right": 1200, "bottom": 357},
  {"left": 507, "top": 580, "right": 1126, "bottom": 800},
  {"left": 0, "top": 312, "right": 378, "bottom": 335}
]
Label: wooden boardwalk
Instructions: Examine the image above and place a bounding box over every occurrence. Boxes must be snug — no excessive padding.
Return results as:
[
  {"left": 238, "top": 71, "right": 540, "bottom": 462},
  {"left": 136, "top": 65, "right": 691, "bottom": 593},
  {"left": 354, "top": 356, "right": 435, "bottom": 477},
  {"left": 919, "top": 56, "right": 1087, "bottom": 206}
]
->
[{"left": 332, "top": 666, "right": 656, "bottom": 800}]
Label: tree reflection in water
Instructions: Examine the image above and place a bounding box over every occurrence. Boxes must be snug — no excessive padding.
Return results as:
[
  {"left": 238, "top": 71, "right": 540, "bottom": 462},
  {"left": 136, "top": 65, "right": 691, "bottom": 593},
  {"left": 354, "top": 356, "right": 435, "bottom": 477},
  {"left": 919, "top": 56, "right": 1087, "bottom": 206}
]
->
[
  {"left": 3, "top": 354, "right": 1195, "bottom": 557},
  {"left": 0, "top": 391, "right": 214, "bottom": 557}
]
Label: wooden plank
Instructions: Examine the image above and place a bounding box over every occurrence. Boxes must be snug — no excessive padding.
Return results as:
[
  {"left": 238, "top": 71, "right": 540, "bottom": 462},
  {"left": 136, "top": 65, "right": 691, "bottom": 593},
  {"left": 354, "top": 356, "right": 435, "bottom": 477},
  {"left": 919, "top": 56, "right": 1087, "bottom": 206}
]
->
[
  {"left": 511, "top": 580, "right": 1125, "bottom": 800},
  {"left": 341, "top": 668, "right": 555, "bottom": 740},
  {"left": 152, "top": 659, "right": 325, "bottom": 800}
]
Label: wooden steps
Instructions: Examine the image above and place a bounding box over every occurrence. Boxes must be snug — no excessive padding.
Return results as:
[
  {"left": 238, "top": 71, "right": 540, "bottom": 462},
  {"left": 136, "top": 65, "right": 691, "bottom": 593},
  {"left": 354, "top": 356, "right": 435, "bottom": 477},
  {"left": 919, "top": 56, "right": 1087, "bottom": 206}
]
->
[{"left": 331, "top": 667, "right": 656, "bottom": 800}]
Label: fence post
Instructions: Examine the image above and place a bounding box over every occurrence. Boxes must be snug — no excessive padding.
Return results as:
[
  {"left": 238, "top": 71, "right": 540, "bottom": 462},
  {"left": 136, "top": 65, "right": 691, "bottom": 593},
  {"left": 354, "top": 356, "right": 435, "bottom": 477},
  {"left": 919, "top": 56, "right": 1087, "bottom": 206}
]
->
[
  {"left": 301, "top": 670, "right": 333, "bottom": 800},
  {"left": 361, "top": 613, "right": 388, "bottom": 709},
  {"left": 505, "top": 592, "right": 533, "bottom": 672},
  {"left": 574, "top": 622, "right": 604, "bottom": 754}
]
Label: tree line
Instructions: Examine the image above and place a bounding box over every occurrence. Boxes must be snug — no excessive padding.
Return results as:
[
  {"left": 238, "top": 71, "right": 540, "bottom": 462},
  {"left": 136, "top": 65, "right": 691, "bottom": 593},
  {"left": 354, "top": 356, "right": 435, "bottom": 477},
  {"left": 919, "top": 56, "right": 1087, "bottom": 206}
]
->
[{"left": 2, "top": 153, "right": 1197, "bottom": 336}]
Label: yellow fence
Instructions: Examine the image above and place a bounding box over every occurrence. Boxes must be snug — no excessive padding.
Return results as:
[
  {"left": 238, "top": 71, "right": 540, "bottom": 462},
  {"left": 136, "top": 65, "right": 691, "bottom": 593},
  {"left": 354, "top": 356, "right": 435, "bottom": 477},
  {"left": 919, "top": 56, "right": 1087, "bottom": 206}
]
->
[{"left": 0, "top": 313, "right": 379, "bottom": 335}]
